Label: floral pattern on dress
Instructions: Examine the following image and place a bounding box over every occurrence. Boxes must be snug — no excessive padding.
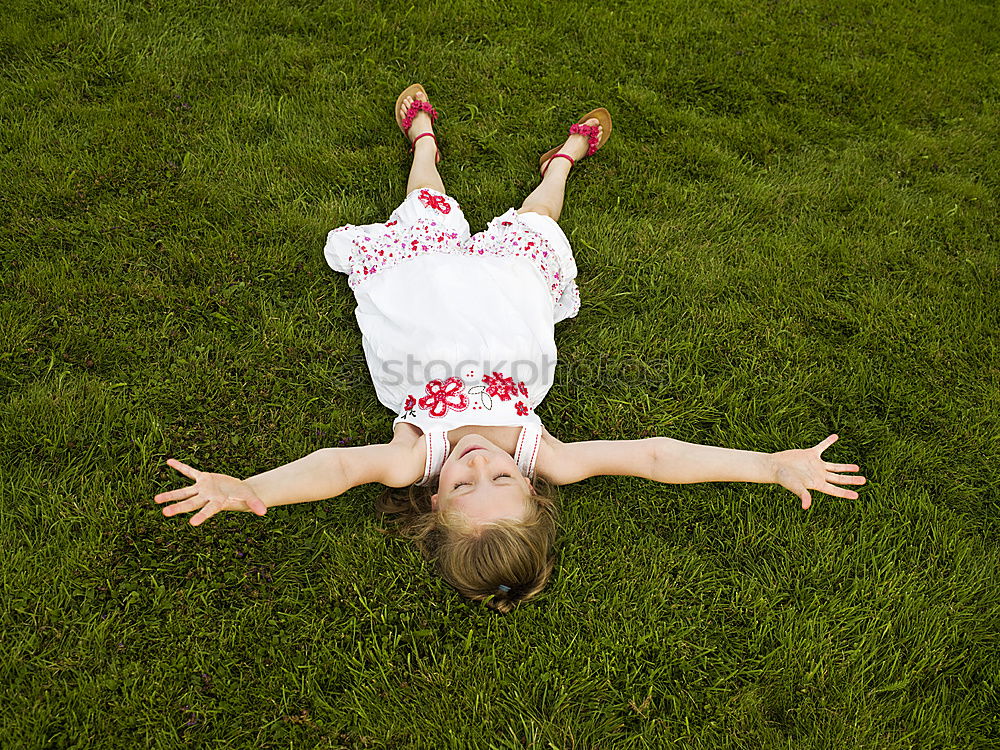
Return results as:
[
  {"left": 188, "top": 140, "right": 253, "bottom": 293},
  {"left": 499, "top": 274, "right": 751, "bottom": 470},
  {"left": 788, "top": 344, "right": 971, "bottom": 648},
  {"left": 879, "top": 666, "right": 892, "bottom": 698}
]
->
[
  {"left": 482, "top": 371, "right": 519, "bottom": 401},
  {"left": 465, "top": 370, "right": 531, "bottom": 413},
  {"left": 463, "top": 212, "right": 570, "bottom": 309},
  {"left": 399, "top": 394, "right": 417, "bottom": 418},
  {"left": 343, "top": 218, "right": 463, "bottom": 289},
  {"left": 398, "top": 370, "right": 533, "bottom": 419},
  {"left": 418, "top": 378, "right": 469, "bottom": 418},
  {"left": 336, "top": 193, "right": 577, "bottom": 313},
  {"left": 418, "top": 189, "right": 451, "bottom": 214}
]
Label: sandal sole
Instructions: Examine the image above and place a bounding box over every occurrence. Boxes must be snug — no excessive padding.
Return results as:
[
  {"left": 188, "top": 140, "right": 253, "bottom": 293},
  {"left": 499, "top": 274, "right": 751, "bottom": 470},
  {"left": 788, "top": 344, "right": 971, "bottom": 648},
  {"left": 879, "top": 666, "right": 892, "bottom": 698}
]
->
[
  {"left": 394, "top": 83, "right": 440, "bottom": 164},
  {"left": 539, "top": 107, "right": 613, "bottom": 171}
]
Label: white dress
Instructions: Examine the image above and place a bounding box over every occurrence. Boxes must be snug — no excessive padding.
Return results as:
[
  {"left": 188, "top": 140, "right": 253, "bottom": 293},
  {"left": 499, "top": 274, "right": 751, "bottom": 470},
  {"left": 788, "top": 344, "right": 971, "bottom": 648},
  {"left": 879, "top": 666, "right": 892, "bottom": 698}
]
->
[{"left": 323, "top": 188, "right": 581, "bottom": 484}]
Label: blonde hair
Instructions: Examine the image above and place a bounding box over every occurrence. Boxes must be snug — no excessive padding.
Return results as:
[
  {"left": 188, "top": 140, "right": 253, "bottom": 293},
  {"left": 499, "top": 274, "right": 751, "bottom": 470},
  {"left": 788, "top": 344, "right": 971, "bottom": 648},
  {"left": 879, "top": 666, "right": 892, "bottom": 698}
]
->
[{"left": 376, "top": 476, "right": 558, "bottom": 613}]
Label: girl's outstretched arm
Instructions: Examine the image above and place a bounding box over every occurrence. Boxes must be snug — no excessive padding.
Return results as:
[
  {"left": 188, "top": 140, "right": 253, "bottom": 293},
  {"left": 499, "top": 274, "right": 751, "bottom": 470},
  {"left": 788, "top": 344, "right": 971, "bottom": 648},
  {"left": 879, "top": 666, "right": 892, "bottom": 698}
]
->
[
  {"left": 540, "top": 433, "right": 865, "bottom": 509},
  {"left": 154, "top": 443, "right": 422, "bottom": 526}
]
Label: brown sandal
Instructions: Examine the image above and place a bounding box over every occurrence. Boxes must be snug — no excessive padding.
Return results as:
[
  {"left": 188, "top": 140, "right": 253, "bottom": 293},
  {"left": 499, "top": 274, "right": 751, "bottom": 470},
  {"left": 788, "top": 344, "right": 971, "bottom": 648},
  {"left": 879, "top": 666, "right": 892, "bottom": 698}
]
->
[
  {"left": 395, "top": 84, "right": 441, "bottom": 164},
  {"left": 539, "top": 107, "right": 612, "bottom": 176}
]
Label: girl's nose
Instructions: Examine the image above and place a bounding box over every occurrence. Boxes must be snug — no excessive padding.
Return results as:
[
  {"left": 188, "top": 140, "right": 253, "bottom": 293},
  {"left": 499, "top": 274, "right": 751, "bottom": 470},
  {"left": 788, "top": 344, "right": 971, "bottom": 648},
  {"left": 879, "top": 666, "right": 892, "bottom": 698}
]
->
[{"left": 468, "top": 452, "right": 491, "bottom": 468}]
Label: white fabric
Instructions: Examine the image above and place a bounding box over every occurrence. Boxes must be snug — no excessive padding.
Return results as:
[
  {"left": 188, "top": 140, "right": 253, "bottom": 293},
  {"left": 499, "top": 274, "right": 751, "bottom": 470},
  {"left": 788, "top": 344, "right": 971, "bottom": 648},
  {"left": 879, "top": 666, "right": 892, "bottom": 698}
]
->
[
  {"left": 324, "top": 188, "right": 579, "bottom": 482},
  {"left": 513, "top": 425, "right": 543, "bottom": 479},
  {"left": 419, "top": 430, "right": 452, "bottom": 486},
  {"left": 417, "top": 424, "right": 543, "bottom": 486}
]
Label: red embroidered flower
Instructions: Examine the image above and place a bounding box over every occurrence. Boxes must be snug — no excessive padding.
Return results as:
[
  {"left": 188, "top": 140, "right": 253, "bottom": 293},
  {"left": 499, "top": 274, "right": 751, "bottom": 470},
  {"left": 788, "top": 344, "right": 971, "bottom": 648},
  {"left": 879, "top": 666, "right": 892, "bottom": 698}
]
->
[
  {"left": 515, "top": 401, "right": 529, "bottom": 416},
  {"left": 418, "top": 190, "right": 451, "bottom": 214},
  {"left": 403, "top": 395, "right": 416, "bottom": 411},
  {"left": 482, "top": 371, "right": 518, "bottom": 401},
  {"left": 518, "top": 381, "right": 528, "bottom": 397},
  {"left": 386, "top": 220, "right": 398, "bottom": 226},
  {"left": 418, "top": 377, "right": 468, "bottom": 417}
]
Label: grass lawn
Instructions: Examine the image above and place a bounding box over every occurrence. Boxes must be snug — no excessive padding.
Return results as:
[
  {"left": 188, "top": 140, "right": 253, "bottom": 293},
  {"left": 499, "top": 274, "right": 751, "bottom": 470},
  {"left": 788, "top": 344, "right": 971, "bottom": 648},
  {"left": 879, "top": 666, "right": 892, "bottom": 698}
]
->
[{"left": 2, "top": 0, "right": 998, "bottom": 747}]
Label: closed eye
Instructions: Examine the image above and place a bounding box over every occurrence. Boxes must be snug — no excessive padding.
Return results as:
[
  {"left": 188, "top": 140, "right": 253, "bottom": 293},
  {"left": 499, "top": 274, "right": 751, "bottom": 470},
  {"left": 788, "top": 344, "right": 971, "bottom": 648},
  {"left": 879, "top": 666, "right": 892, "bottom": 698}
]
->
[{"left": 452, "top": 474, "right": 511, "bottom": 490}]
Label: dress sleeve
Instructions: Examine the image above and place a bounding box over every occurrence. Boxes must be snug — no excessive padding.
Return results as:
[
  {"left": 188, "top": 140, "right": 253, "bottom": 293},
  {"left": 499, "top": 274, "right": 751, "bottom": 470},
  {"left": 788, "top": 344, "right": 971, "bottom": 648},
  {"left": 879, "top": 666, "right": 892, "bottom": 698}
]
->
[
  {"left": 415, "top": 430, "right": 452, "bottom": 487},
  {"left": 514, "top": 425, "right": 543, "bottom": 479}
]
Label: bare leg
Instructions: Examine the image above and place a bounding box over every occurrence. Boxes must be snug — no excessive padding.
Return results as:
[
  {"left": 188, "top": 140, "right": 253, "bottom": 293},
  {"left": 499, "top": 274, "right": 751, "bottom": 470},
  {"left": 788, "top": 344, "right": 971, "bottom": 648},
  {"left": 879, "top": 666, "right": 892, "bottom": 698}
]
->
[
  {"left": 400, "top": 91, "right": 445, "bottom": 196},
  {"left": 518, "top": 117, "right": 603, "bottom": 221}
]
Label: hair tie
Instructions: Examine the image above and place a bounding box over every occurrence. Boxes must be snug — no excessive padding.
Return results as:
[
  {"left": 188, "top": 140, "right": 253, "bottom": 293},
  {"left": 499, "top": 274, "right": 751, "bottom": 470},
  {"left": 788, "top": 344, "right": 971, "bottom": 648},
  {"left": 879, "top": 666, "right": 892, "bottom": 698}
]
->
[{"left": 497, "top": 584, "right": 511, "bottom": 594}]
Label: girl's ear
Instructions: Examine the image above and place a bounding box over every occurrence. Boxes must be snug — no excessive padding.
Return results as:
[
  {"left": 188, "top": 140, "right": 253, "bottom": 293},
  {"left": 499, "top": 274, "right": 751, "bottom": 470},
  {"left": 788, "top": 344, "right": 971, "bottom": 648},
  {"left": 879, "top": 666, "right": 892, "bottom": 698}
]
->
[{"left": 430, "top": 493, "right": 439, "bottom": 510}]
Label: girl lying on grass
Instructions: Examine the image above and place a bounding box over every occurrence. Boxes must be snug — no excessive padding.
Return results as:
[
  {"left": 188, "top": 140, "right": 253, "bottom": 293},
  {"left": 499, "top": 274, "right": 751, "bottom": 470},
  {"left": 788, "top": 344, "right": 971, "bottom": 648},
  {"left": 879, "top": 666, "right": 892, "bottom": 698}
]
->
[{"left": 155, "top": 84, "right": 866, "bottom": 613}]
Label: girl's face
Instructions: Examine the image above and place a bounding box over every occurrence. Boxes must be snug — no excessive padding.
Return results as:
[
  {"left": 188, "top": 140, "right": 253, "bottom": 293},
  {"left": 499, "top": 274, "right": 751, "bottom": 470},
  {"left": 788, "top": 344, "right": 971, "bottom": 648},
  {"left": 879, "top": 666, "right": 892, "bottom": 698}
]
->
[{"left": 431, "top": 434, "right": 533, "bottom": 525}]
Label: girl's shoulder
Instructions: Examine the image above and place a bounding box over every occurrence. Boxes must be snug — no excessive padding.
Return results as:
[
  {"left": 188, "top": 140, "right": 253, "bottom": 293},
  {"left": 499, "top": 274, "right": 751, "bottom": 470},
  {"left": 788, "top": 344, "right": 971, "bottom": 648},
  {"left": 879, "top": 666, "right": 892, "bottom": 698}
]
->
[
  {"left": 391, "top": 421, "right": 423, "bottom": 444},
  {"left": 533, "top": 425, "right": 563, "bottom": 483},
  {"left": 385, "top": 422, "right": 426, "bottom": 486}
]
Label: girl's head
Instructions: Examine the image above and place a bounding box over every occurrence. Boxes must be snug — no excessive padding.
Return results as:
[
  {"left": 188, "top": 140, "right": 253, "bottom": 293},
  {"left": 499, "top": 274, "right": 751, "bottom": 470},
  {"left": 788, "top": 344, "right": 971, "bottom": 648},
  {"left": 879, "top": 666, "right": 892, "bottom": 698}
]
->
[
  {"left": 377, "top": 434, "right": 558, "bottom": 613},
  {"left": 431, "top": 434, "right": 534, "bottom": 524}
]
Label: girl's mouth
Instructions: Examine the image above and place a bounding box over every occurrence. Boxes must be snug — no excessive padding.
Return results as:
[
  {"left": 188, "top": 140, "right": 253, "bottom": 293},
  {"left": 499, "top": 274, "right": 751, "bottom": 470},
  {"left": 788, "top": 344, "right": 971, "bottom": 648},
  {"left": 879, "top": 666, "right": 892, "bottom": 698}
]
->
[{"left": 460, "top": 445, "right": 485, "bottom": 458}]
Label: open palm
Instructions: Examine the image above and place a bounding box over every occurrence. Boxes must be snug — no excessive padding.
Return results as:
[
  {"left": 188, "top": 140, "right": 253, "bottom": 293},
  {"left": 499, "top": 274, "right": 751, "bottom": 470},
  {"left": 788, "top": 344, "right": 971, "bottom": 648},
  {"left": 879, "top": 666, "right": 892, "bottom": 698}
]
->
[
  {"left": 771, "top": 434, "right": 867, "bottom": 510},
  {"left": 154, "top": 458, "right": 267, "bottom": 526}
]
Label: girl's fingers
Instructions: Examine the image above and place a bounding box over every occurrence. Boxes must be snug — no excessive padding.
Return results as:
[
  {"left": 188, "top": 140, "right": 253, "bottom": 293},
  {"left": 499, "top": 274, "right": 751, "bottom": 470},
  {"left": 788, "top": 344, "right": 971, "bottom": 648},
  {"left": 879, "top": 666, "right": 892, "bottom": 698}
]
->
[
  {"left": 826, "top": 463, "right": 860, "bottom": 473},
  {"left": 189, "top": 501, "right": 220, "bottom": 527},
  {"left": 162, "top": 496, "right": 206, "bottom": 517},
  {"left": 827, "top": 473, "right": 867, "bottom": 486},
  {"left": 166, "top": 458, "right": 201, "bottom": 480},
  {"left": 800, "top": 489, "right": 812, "bottom": 510},
  {"left": 237, "top": 496, "right": 268, "bottom": 516},
  {"left": 814, "top": 434, "right": 839, "bottom": 453},
  {"left": 154, "top": 486, "right": 198, "bottom": 504},
  {"left": 819, "top": 482, "right": 859, "bottom": 500}
]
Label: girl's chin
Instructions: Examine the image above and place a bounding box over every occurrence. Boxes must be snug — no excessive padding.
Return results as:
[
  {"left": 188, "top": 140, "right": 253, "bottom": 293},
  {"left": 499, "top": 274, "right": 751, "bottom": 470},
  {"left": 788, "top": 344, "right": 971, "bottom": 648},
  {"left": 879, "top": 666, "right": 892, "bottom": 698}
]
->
[
  {"left": 451, "top": 436, "right": 500, "bottom": 461},
  {"left": 458, "top": 433, "right": 494, "bottom": 448}
]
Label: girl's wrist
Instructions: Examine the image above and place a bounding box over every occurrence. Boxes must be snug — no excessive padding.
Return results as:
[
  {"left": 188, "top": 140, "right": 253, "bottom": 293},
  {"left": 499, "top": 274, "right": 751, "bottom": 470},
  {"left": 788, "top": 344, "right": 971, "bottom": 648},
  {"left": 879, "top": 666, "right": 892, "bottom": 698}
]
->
[
  {"left": 242, "top": 476, "right": 272, "bottom": 507},
  {"left": 762, "top": 452, "right": 780, "bottom": 484}
]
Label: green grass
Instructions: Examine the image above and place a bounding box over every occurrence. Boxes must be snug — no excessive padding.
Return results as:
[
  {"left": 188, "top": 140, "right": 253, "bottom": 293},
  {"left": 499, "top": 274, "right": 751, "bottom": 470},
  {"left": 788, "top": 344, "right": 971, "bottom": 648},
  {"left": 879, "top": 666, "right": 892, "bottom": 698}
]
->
[{"left": 2, "top": 0, "right": 998, "bottom": 747}]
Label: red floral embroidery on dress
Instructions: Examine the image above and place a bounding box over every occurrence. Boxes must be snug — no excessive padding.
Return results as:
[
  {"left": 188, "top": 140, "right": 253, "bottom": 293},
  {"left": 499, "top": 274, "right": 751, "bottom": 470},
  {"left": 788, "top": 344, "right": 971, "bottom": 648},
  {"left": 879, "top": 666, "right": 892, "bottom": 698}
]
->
[
  {"left": 418, "top": 377, "right": 469, "bottom": 418},
  {"left": 482, "top": 371, "right": 519, "bottom": 401},
  {"left": 419, "top": 189, "right": 451, "bottom": 214},
  {"left": 399, "top": 394, "right": 417, "bottom": 418},
  {"left": 517, "top": 381, "right": 528, "bottom": 397},
  {"left": 515, "top": 401, "right": 529, "bottom": 416}
]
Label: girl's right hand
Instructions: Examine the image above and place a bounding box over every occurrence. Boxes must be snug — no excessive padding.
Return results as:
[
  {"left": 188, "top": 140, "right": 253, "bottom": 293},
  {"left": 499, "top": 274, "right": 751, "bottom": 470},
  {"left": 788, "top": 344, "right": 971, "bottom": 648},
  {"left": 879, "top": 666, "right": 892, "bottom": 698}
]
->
[{"left": 154, "top": 458, "right": 268, "bottom": 526}]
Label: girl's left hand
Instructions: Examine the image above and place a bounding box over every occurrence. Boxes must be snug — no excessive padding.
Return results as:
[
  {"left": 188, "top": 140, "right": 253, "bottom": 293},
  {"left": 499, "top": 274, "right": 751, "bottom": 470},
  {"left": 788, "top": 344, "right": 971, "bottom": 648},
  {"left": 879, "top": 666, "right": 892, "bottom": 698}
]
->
[{"left": 769, "top": 434, "right": 867, "bottom": 510}]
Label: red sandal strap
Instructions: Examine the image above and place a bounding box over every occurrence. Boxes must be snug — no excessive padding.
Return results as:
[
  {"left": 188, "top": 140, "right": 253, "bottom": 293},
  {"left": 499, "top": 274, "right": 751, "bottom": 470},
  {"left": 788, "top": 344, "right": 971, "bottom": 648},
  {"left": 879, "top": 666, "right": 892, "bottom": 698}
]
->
[
  {"left": 569, "top": 123, "right": 601, "bottom": 156},
  {"left": 410, "top": 132, "right": 437, "bottom": 151},
  {"left": 400, "top": 100, "right": 438, "bottom": 133},
  {"left": 409, "top": 132, "right": 440, "bottom": 163},
  {"left": 541, "top": 153, "right": 575, "bottom": 177}
]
